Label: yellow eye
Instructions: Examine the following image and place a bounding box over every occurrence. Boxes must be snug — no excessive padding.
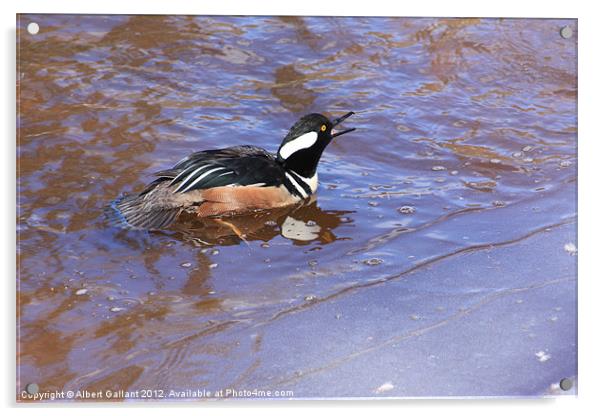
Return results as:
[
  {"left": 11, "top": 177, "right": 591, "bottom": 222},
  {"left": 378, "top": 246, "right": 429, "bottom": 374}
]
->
[{"left": 320, "top": 125, "right": 327, "bottom": 132}]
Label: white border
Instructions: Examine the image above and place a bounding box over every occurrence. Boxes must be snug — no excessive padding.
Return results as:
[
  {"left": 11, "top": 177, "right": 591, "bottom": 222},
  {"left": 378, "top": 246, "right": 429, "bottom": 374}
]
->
[
  {"left": 3, "top": 0, "right": 601, "bottom": 414},
  {"left": 5, "top": 0, "right": 584, "bottom": 18}
]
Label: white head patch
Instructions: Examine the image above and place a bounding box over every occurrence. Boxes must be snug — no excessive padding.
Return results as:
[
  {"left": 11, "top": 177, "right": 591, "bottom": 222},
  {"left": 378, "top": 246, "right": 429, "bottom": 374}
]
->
[{"left": 278, "top": 131, "right": 318, "bottom": 160}]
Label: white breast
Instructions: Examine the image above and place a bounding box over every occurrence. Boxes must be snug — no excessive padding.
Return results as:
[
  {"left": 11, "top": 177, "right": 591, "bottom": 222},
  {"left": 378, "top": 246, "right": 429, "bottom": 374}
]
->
[
  {"left": 306, "top": 172, "right": 318, "bottom": 193},
  {"left": 287, "top": 170, "right": 319, "bottom": 197}
]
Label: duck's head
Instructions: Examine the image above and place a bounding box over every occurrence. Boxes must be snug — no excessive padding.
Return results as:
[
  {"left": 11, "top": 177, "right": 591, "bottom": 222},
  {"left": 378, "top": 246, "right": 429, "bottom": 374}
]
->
[{"left": 276, "top": 112, "right": 355, "bottom": 177}]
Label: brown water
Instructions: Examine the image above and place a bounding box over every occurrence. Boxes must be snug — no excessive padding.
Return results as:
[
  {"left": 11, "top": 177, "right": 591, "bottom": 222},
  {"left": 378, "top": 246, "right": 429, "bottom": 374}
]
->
[{"left": 17, "top": 15, "right": 577, "bottom": 400}]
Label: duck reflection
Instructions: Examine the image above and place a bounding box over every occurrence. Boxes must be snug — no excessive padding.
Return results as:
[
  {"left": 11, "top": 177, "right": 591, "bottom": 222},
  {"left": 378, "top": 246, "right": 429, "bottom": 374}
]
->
[{"left": 170, "top": 197, "right": 353, "bottom": 247}]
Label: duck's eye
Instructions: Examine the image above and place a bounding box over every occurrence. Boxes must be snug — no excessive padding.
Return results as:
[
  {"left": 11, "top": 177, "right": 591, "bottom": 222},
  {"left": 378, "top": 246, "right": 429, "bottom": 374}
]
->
[{"left": 320, "top": 125, "right": 327, "bottom": 132}]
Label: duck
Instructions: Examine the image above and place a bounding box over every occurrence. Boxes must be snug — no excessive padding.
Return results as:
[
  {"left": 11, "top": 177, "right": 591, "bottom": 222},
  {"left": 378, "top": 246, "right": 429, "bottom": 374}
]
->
[{"left": 106, "top": 112, "right": 355, "bottom": 230}]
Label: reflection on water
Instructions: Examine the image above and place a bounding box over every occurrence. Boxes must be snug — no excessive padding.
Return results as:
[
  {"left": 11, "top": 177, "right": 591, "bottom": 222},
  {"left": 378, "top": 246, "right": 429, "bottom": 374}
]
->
[
  {"left": 163, "top": 198, "right": 351, "bottom": 247},
  {"left": 272, "top": 64, "right": 316, "bottom": 113},
  {"left": 17, "top": 15, "right": 576, "bottom": 399}
]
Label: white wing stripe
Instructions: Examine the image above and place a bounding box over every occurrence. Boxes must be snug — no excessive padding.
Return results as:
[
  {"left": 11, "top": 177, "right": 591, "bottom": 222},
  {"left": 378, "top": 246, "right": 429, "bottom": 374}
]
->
[
  {"left": 170, "top": 164, "right": 206, "bottom": 186},
  {"left": 179, "top": 165, "right": 211, "bottom": 189},
  {"left": 215, "top": 171, "right": 234, "bottom": 178},
  {"left": 278, "top": 131, "right": 318, "bottom": 159},
  {"left": 179, "top": 167, "right": 228, "bottom": 193}
]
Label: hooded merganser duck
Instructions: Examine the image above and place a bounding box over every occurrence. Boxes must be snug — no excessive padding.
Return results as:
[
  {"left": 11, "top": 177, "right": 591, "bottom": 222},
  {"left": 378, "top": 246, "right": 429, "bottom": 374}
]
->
[{"left": 107, "top": 112, "right": 355, "bottom": 230}]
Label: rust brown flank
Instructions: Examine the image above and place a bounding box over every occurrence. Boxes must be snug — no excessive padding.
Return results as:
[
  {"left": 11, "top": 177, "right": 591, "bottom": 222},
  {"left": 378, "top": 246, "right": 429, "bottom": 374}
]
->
[{"left": 196, "top": 185, "right": 300, "bottom": 217}]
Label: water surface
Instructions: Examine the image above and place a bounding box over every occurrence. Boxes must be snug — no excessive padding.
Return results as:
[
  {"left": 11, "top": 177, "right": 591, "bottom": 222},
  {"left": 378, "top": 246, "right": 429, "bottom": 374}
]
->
[{"left": 17, "top": 15, "right": 577, "bottom": 399}]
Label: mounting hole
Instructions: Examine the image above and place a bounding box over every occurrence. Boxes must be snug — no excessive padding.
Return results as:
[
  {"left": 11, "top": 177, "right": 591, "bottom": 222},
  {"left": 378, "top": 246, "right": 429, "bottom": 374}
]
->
[
  {"left": 559, "top": 378, "right": 573, "bottom": 391},
  {"left": 25, "top": 383, "right": 39, "bottom": 394},
  {"left": 27, "top": 22, "right": 40, "bottom": 35},
  {"left": 560, "top": 26, "right": 573, "bottom": 39}
]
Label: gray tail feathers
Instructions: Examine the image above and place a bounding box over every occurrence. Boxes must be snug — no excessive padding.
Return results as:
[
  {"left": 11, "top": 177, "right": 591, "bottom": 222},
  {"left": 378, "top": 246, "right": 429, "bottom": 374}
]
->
[{"left": 105, "top": 194, "right": 181, "bottom": 230}]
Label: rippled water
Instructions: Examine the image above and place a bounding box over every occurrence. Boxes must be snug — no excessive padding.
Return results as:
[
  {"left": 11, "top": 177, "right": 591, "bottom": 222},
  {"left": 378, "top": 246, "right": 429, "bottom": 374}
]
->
[{"left": 17, "top": 15, "right": 577, "bottom": 399}]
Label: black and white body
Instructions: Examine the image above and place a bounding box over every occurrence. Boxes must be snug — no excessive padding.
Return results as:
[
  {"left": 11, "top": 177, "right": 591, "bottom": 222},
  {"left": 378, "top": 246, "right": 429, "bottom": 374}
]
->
[{"left": 106, "top": 112, "right": 355, "bottom": 230}]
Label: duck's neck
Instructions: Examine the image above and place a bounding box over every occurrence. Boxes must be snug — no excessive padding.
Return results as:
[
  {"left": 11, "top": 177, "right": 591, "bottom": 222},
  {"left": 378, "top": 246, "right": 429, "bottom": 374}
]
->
[{"left": 278, "top": 144, "right": 326, "bottom": 179}]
